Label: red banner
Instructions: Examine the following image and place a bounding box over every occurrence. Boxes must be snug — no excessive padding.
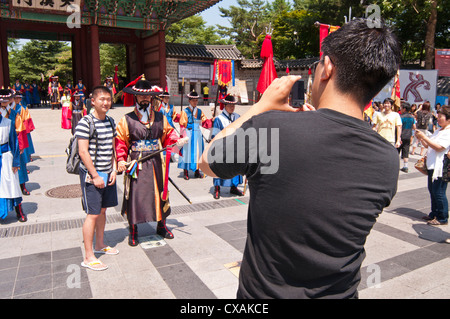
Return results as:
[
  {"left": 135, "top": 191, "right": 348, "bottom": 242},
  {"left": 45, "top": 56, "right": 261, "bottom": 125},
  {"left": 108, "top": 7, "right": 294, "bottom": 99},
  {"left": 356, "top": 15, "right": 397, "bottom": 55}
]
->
[{"left": 217, "top": 60, "right": 232, "bottom": 86}]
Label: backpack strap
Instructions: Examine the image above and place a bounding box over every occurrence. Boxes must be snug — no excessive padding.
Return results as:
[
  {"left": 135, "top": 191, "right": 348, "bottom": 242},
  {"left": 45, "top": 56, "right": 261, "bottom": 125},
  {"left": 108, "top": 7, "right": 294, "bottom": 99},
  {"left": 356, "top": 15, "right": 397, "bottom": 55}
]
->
[{"left": 86, "top": 114, "right": 99, "bottom": 168}]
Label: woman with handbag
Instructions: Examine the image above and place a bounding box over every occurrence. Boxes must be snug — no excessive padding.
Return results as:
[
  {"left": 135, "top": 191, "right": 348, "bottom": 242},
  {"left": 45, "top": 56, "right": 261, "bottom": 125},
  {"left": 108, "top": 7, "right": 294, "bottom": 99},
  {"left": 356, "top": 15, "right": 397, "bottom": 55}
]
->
[{"left": 415, "top": 105, "right": 450, "bottom": 226}]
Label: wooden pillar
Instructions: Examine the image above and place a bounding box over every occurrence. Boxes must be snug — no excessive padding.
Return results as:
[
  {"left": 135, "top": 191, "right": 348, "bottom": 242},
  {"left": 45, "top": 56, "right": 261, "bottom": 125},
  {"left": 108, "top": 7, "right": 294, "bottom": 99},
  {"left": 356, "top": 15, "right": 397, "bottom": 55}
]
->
[
  {"left": 158, "top": 29, "right": 166, "bottom": 90},
  {"left": 89, "top": 24, "right": 101, "bottom": 90},
  {"left": 0, "top": 19, "right": 10, "bottom": 88}
]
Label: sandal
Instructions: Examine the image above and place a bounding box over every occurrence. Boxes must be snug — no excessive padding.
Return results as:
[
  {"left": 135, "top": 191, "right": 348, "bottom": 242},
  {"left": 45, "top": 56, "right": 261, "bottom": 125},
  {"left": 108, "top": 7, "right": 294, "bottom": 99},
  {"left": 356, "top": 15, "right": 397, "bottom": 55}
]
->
[
  {"left": 422, "top": 216, "right": 434, "bottom": 221},
  {"left": 81, "top": 260, "right": 108, "bottom": 271},
  {"left": 93, "top": 246, "right": 119, "bottom": 255},
  {"left": 427, "top": 218, "right": 448, "bottom": 226}
]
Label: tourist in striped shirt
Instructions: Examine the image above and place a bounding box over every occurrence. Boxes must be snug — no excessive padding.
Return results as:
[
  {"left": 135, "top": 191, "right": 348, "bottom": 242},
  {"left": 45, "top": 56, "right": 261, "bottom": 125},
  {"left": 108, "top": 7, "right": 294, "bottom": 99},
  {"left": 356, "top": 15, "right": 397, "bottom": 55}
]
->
[{"left": 75, "top": 85, "right": 119, "bottom": 271}]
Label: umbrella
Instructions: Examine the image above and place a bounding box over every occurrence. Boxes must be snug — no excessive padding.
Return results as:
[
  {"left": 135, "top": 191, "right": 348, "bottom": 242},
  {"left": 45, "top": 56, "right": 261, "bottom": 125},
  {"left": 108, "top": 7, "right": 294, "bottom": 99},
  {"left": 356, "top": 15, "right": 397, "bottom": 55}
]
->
[{"left": 256, "top": 33, "right": 277, "bottom": 95}]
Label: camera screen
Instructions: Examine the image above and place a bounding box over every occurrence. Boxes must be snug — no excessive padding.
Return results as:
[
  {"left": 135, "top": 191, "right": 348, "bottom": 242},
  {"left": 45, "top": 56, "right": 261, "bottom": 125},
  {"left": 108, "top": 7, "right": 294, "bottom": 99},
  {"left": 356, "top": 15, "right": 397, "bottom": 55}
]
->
[{"left": 290, "top": 80, "right": 305, "bottom": 108}]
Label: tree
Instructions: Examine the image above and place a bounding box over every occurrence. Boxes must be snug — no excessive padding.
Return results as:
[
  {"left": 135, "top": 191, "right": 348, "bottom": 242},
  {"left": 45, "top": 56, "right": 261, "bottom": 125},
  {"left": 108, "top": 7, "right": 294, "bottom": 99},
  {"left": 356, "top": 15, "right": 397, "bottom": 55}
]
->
[
  {"left": 219, "top": 0, "right": 271, "bottom": 58},
  {"left": 99, "top": 43, "right": 127, "bottom": 81},
  {"left": 165, "top": 15, "right": 232, "bottom": 45},
  {"left": 8, "top": 40, "right": 72, "bottom": 85}
]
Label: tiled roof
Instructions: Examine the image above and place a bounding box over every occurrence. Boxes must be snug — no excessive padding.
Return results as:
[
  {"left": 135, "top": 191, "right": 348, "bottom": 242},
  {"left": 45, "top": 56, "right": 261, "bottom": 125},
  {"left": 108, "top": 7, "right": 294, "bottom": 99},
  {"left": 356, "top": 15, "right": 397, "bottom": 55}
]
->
[
  {"left": 437, "top": 77, "right": 450, "bottom": 96},
  {"left": 166, "top": 43, "right": 244, "bottom": 60},
  {"left": 240, "top": 57, "right": 319, "bottom": 70}
]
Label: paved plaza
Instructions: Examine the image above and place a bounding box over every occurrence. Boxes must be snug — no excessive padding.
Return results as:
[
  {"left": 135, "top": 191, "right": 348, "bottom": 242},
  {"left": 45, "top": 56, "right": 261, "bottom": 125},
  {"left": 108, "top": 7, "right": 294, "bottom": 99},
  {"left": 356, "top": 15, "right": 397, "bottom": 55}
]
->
[{"left": 0, "top": 105, "right": 449, "bottom": 300}]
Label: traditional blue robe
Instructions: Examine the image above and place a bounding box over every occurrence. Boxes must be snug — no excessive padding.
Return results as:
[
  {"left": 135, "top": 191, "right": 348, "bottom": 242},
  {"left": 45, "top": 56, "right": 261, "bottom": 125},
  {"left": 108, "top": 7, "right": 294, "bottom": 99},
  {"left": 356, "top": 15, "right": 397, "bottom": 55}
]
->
[
  {"left": 159, "top": 103, "right": 176, "bottom": 128},
  {"left": 177, "top": 107, "right": 205, "bottom": 172},
  {"left": 211, "top": 110, "right": 243, "bottom": 187},
  {"left": 7, "top": 108, "right": 28, "bottom": 184},
  {"left": 0, "top": 115, "right": 22, "bottom": 219}
]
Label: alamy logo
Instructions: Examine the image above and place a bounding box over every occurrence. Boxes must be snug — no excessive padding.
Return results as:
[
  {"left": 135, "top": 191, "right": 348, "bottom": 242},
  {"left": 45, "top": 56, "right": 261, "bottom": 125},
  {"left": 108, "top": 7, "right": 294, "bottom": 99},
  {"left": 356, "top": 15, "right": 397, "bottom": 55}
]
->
[
  {"left": 66, "top": 4, "right": 81, "bottom": 29},
  {"left": 208, "top": 127, "right": 280, "bottom": 175}
]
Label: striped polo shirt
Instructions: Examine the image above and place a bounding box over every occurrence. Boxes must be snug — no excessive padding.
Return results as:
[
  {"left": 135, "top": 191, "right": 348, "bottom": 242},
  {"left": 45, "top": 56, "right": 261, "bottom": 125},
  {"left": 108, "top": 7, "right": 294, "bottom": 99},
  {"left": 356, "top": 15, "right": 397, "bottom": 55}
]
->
[{"left": 74, "top": 114, "right": 116, "bottom": 173}]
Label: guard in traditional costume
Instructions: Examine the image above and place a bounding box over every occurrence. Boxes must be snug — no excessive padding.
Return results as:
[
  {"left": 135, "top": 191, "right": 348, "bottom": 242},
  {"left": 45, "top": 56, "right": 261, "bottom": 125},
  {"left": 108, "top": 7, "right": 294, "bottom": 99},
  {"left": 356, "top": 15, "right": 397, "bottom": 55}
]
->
[
  {"left": 104, "top": 77, "right": 117, "bottom": 96},
  {"left": 211, "top": 95, "right": 244, "bottom": 199},
  {"left": 0, "top": 89, "right": 27, "bottom": 222},
  {"left": 48, "top": 76, "right": 62, "bottom": 110},
  {"left": 61, "top": 89, "right": 72, "bottom": 130},
  {"left": 178, "top": 91, "right": 213, "bottom": 180},
  {"left": 31, "top": 80, "right": 41, "bottom": 108},
  {"left": 23, "top": 81, "right": 32, "bottom": 107},
  {"left": 75, "top": 79, "right": 87, "bottom": 106},
  {"left": 65, "top": 80, "right": 73, "bottom": 95},
  {"left": 158, "top": 91, "right": 180, "bottom": 129},
  {"left": 158, "top": 91, "right": 181, "bottom": 162},
  {"left": 13, "top": 80, "right": 24, "bottom": 96},
  {"left": 70, "top": 93, "right": 87, "bottom": 135},
  {"left": 13, "top": 93, "right": 35, "bottom": 165},
  {"left": 116, "top": 78, "right": 186, "bottom": 245},
  {"left": 10, "top": 93, "right": 31, "bottom": 196}
]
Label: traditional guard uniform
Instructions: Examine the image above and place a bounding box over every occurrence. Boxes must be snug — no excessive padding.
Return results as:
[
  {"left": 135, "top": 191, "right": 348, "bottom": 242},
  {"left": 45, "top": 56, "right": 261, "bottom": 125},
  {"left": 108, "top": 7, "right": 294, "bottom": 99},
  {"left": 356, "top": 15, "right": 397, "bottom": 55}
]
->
[
  {"left": 10, "top": 93, "right": 30, "bottom": 196},
  {"left": 158, "top": 91, "right": 180, "bottom": 129},
  {"left": 13, "top": 92, "right": 35, "bottom": 166},
  {"left": 104, "top": 77, "right": 117, "bottom": 96},
  {"left": 0, "top": 89, "right": 27, "bottom": 222},
  {"left": 177, "top": 91, "right": 213, "bottom": 180},
  {"left": 23, "top": 81, "right": 31, "bottom": 107},
  {"left": 211, "top": 95, "right": 244, "bottom": 199},
  {"left": 31, "top": 81, "right": 41, "bottom": 108},
  {"left": 13, "top": 80, "right": 24, "bottom": 97},
  {"left": 116, "top": 79, "right": 182, "bottom": 245},
  {"left": 70, "top": 93, "right": 87, "bottom": 135},
  {"left": 75, "top": 79, "right": 87, "bottom": 105},
  {"left": 48, "top": 76, "right": 62, "bottom": 110}
]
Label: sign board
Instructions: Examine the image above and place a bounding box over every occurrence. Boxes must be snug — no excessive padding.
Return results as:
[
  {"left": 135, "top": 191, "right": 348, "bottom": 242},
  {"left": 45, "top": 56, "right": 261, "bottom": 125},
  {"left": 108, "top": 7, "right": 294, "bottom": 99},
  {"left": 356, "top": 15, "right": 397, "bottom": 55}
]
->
[
  {"left": 435, "top": 49, "right": 450, "bottom": 77},
  {"left": 11, "top": 0, "right": 82, "bottom": 13},
  {"left": 374, "top": 69, "right": 438, "bottom": 109},
  {"left": 178, "top": 61, "right": 211, "bottom": 81}
]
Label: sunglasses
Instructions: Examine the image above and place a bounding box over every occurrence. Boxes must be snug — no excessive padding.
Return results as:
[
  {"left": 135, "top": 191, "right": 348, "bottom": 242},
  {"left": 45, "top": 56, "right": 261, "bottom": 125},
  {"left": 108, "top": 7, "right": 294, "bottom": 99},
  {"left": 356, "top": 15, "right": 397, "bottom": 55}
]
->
[{"left": 310, "top": 56, "right": 334, "bottom": 74}]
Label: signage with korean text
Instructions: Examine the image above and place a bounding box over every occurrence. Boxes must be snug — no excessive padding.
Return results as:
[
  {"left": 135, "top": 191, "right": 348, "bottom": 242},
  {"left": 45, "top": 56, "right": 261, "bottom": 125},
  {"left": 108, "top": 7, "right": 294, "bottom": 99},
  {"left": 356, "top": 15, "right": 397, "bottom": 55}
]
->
[{"left": 11, "top": 0, "right": 81, "bottom": 13}]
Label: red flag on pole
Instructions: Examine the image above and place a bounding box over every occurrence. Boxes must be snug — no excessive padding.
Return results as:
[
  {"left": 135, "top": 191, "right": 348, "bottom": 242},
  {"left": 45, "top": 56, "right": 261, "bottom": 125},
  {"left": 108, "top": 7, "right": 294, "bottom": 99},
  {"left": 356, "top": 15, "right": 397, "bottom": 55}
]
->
[
  {"left": 114, "top": 65, "right": 119, "bottom": 86},
  {"left": 391, "top": 70, "right": 401, "bottom": 112},
  {"left": 256, "top": 34, "right": 277, "bottom": 95}
]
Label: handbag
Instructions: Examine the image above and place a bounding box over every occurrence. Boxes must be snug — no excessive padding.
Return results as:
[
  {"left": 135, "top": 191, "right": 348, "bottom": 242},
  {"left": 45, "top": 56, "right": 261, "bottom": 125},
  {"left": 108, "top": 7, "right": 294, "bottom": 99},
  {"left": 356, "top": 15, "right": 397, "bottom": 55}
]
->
[{"left": 414, "top": 157, "right": 428, "bottom": 175}]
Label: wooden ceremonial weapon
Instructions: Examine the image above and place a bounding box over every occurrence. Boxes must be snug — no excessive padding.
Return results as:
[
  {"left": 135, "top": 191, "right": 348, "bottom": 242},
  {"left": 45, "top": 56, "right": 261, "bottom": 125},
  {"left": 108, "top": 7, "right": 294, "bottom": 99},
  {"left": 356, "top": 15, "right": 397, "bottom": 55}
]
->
[{"left": 169, "top": 177, "right": 192, "bottom": 204}]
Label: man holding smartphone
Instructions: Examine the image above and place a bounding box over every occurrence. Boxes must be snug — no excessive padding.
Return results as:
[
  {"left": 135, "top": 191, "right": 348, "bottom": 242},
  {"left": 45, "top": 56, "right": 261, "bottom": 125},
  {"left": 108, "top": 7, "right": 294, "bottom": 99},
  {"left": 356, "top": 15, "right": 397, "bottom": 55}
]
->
[
  {"left": 200, "top": 18, "right": 401, "bottom": 298},
  {"left": 76, "top": 86, "right": 119, "bottom": 271}
]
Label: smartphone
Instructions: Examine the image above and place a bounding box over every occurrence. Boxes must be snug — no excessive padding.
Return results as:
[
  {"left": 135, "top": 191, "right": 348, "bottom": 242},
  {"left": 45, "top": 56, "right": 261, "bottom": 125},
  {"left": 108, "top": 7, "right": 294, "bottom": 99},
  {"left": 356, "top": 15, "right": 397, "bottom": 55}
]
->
[{"left": 290, "top": 79, "right": 305, "bottom": 108}]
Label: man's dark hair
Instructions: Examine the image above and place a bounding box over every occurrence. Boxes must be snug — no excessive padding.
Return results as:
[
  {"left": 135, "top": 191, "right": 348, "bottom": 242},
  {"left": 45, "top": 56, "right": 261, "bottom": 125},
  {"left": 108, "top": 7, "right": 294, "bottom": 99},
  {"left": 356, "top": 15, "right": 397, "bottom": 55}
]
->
[
  {"left": 321, "top": 18, "right": 401, "bottom": 106},
  {"left": 91, "top": 85, "right": 112, "bottom": 99},
  {"left": 401, "top": 101, "right": 411, "bottom": 112},
  {"left": 438, "top": 105, "right": 450, "bottom": 120}
]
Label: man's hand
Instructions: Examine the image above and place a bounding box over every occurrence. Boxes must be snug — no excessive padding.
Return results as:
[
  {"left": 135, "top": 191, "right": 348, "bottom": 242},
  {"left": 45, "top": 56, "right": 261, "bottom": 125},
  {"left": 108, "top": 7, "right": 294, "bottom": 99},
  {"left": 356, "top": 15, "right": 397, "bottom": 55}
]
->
[
  {"left": 256, "top": 75, "right": 302, "bottom": 113},
  {"left": 108, "top": 170, "right": 117, "bottom": 186},
  {"left": 12, "top": 167, "right": 19, "bottom": 174},
  {"left": 93, "top": 175, "right": 105, "bottom": 189}
]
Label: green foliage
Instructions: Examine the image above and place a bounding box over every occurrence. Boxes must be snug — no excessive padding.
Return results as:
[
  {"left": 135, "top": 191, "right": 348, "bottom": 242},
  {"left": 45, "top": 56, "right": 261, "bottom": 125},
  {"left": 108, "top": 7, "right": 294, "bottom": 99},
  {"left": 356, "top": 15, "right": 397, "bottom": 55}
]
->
[
  {"left": 218, "top": 0, "right": 271, "bottom": 58},
  {"left": 99, "top": 43, "right": 127, "bottom": 81},
  {"left": 166, "top": 15, "right": 232, "bottom": 45},
  {"left": 8, "top": 40, "right": 72, "bottom": 85}
]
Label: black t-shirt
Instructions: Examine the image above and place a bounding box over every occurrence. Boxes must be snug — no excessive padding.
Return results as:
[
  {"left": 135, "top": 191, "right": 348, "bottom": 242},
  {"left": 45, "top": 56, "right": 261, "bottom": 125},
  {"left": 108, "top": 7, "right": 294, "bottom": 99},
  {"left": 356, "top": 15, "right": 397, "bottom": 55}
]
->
[{"left": 208, "top": 108, "right": 399, "bottom": 299}]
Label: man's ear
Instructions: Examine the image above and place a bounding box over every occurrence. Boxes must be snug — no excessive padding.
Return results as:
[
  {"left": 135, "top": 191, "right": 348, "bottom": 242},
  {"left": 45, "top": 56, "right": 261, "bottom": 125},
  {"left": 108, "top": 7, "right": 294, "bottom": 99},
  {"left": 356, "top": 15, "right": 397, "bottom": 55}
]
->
[{"left": 321, "top": 55, "right": 334, "bottom": 81}]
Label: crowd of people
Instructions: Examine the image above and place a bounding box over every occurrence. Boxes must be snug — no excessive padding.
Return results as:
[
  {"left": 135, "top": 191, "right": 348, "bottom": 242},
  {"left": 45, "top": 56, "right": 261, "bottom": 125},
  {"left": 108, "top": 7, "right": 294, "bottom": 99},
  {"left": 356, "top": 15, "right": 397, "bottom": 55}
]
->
[
  {"left": 1, "top": 18, "right": 448, "bottom": 299},
  {"left": 370, "top": 98, "right": 449, "bottom": 227}
]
